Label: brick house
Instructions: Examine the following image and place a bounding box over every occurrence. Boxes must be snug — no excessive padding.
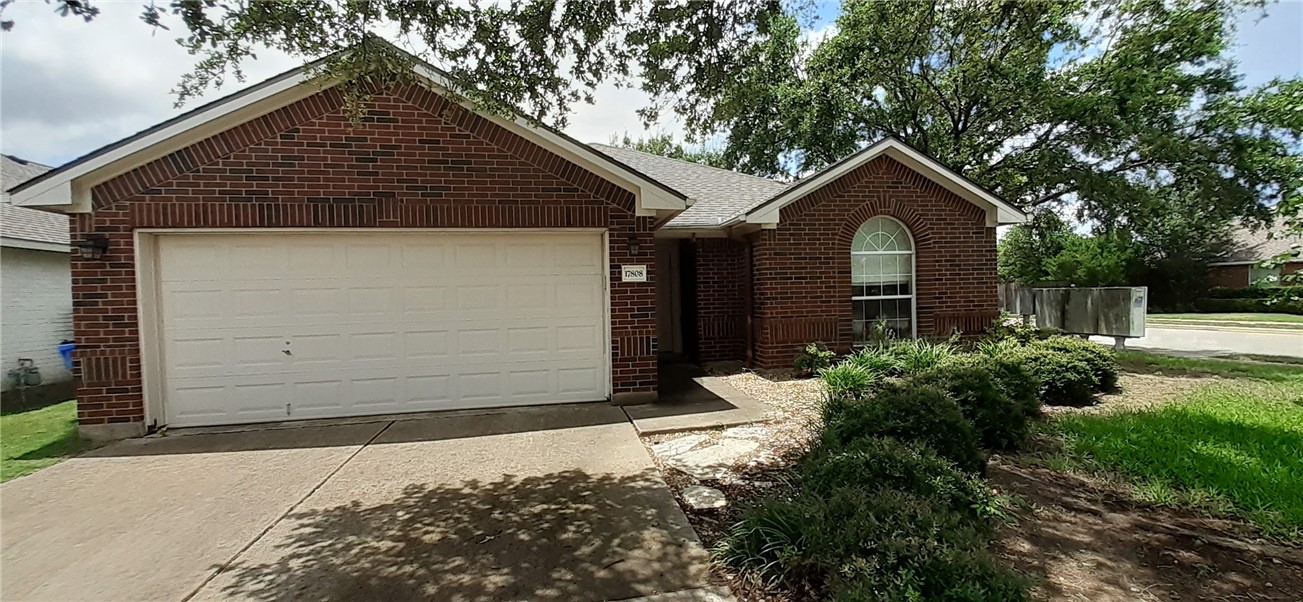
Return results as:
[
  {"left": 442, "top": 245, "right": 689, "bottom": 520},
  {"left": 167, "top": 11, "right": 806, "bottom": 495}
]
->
[
  {"left": 11, "top": 59, "right": 1024, "bottom": 441},
  {"left": 1207, "top": 223, "right": 1303, "bottom": 289}
]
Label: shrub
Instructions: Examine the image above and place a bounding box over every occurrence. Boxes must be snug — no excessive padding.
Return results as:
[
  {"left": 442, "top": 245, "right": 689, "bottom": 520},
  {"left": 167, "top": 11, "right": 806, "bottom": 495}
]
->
[
  {"left": 1034, "top": 336, "right": 1119, "bottom": 391},
  {"left": 917, "top": 356, "right": 1035, "bottom": 450},
  {"left": 818, "top": 363, "right": 878, "bottom": 400},
  {"left": 888, "top": 338, "right": 956, "bottom": 375},
  {"left": 822, "top": 382, "right": 985, "bottom": 473},
  {"left": 714, "top": 487, "right": 1029, "bottom": 601},
  {"left": 1008, "top": 346, "right": 1097, "bottom": 406},
  {"left": 1192, "top": 297, "right": 1303, "bottom": 315},
  {"left": 800, "top": 437, "right": 999, "bottom": 521},
  {"left": 973, "top": 353, "right": 1043, "bottom": 419},
  {"left": 1206, "top": 285, "right": 1303, "bottom": 300},
  {"left": 844, "top": 345, "right": 901, "bottom": 377},
  {"left": 794, "top": 343, "right": 836, "bottom": 377},
  {"left": 975, "top": 336, "right": 1023, "bottom": 358}
]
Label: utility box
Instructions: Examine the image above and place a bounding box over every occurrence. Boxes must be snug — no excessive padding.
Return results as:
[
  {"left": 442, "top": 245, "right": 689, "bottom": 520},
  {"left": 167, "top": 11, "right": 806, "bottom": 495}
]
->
[
  {"left": 1002, "top": 285, "right": 1147, "bottom": 338},
  {"left": 1033, "top": 286, "right": 1147, "bottom": 337}
]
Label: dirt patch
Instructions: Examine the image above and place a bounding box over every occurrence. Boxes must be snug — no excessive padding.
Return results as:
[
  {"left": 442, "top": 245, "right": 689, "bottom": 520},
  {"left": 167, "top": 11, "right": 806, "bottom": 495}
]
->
[
  {"left": 991, "top": 461, "right": 1303, "bottom": 601},
  {"left": 1042, "top": 372, "right": 1217, "bottom": 416}
]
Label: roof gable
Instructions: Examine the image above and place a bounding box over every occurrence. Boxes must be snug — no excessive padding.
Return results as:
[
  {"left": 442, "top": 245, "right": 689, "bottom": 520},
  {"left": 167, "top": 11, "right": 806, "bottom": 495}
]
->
[
  {"left": 11, "top": 51, "right": 686, "bottom": 217},
  {"left": 737, "top": 137, "right": 1025, "bottom": 227}
]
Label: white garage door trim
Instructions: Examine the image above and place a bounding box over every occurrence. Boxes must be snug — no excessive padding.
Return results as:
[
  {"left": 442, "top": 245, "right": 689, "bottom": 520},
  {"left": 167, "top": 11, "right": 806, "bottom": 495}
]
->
[{"left": 135, "top": 228, "right": 611, "bottom": 428}]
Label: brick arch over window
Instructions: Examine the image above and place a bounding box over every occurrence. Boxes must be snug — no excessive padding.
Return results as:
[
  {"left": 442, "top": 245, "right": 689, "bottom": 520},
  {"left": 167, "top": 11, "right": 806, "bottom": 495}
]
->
[{"left": 835, "top": 200, "right": 932, "bottom": 251}]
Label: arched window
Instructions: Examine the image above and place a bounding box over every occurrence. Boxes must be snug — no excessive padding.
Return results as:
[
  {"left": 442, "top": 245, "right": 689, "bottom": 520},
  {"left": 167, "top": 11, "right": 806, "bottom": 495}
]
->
[{"left": 851, "top": 216, "right": 915, "bottom": 341}]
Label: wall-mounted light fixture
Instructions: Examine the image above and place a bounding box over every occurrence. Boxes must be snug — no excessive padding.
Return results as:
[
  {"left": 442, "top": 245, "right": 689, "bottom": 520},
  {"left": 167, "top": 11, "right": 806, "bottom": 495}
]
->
[
  {"left": 627, "top": 235, "right": 642, "bottom": 256},
  {"left": 73, "top": 235, "right": 110, "bottom": 260}
]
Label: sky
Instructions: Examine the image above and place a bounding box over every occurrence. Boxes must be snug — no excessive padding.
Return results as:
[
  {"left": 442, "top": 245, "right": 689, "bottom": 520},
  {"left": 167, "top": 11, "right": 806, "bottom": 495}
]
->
[{"left": 1, "top": 0, "right": 1300, "bottom": 169}]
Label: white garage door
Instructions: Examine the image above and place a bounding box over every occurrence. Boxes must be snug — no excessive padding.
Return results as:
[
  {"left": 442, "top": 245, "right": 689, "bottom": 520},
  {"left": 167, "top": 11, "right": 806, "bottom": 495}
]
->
[{"left": 156, "top": 231, "right": 607, "bottom": 427}]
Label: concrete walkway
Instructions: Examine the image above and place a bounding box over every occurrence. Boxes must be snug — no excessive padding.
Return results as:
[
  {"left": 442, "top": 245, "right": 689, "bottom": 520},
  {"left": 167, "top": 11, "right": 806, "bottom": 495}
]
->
[
  {"left": 1, "top": 404, "right": 723, "bottom": 602},
  {"left": 1092, "top": 326, "right": 1302, "bottom": 359},
  {"left": 623, "top": 364, "right": 768, "bottom": 435}
]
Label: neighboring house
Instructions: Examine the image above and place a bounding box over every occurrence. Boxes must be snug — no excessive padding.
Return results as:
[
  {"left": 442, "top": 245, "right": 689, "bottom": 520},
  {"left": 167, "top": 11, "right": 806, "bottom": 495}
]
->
[
  {"left": 1208, "top": 223, "right": 1303, "bottom": 289},
  {"left": 10, "top": 52, "right": 1023, "bottom": 440},
  {"left": 1, "top": 155, "right": 74, "bottom": 393}
]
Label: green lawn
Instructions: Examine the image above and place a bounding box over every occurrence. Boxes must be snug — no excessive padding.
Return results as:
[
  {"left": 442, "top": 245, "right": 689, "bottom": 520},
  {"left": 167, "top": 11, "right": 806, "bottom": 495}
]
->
[
  {"left": 1053, "top": 353, "right": 1303, "bottom": 538},
  {"left": 1, "top": 401, "right": 89, "bottom": 482},
  {"left": 1117, "top": 350, "right": 1303, "bottom": 378},
  {"left": 1149, "top": 312, "right": 1303, "bottom": 327}
]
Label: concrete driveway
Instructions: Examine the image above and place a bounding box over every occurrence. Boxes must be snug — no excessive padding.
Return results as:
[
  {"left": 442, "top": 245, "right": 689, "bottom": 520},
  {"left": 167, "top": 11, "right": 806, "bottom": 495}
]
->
[{"left": 1, "top": 404, "right": 721, "bottom": 602}]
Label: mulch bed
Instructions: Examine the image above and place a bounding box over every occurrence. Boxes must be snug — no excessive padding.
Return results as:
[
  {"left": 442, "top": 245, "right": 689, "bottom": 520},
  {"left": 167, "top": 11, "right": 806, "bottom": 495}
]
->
[{"left": 643, "top": 367, "right": 1303, "bottom": 601}]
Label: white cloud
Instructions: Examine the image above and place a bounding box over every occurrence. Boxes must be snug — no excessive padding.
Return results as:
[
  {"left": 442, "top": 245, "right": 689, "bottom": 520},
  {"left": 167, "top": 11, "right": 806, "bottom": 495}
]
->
[{"left": 0, "top": 2, "right": 675, "bottom": 166}]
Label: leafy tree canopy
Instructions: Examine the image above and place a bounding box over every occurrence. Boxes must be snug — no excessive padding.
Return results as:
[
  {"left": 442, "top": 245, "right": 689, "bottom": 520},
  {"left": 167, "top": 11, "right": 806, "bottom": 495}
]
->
[
  {"left": 682, "top": 0, "right": 1301, "bottom": 236},
  {"left": 5, "top": 0, "right": 1298, "bottom": 236},
  {"left": 609, "top": 132, "right": 730, "bottom": 168}
]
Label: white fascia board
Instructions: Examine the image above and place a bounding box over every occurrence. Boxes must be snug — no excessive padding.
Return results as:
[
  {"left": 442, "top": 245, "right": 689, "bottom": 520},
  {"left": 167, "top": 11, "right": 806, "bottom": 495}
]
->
[
  {"left": 0, "top": 237, "right": 70, "bottom": 252},
  {"left": 410, "top": 65, "right": 686, "bottom": 214},
  {"left": 735, "top": 138, "right": 1026, "bottom": 227},
  {"left": 13, "top": 180, "right": 76, "bottom": 211},
  {"left": 12, "top": 73, "right": 314, "bottom": 212}
]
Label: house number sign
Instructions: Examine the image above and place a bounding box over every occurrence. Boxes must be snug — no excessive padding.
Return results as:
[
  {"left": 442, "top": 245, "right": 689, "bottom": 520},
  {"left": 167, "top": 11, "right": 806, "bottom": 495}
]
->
[{"left": 621, "top": 265, "right": 648, "bottom": 282}]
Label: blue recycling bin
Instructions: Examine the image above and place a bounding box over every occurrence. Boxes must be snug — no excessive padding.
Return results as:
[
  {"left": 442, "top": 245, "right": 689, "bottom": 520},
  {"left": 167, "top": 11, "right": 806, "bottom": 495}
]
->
[{"left": 58, "top": 341, "right": 75, "bottom": 371}]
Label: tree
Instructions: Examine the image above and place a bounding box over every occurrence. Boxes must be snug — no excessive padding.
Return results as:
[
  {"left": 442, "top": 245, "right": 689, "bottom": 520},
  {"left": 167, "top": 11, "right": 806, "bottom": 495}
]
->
[
  {"left": 666, "top": 0, "right": 1300, "bottom": 237},
  {"left": 7, "top": 0, "right": 1296, "bottom": 237},
  {"left": 1044, "top": 234, "right": 1138, "bottom": 287},
  {"left": 1, "top": 0, "right": 783, "bottom": 127},
  {"left": 609, "top": 133, "right": 730, "bottom": 169},
  {"left": 997, "top": 210, "right": 1073, "bottom": 284}
]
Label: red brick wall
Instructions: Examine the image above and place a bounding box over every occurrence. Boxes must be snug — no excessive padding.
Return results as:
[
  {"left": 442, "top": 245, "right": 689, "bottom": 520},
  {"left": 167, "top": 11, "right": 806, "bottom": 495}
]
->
[
  {"left": 1208, "top": 264, "right": 1250, "bottom": 289},
  {"left": 1286, "top": 261, "right": 1303, "bottom": 280},
  {"left": 693, "top": 238, "right": 748, "bottom": 362},
  {"left": 750, "top": 156, "right": 999, "bottom": 369},
  {"left": 71, "top": 84, "right": 657, "bottom": 430}
]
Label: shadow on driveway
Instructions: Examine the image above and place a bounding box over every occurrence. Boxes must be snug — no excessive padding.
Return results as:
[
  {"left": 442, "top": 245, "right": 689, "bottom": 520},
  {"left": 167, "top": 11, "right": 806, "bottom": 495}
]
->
[
  {"left": 198, "top": 469, "right": 709, "bottom": 602},
  {"left": 87, "top": 403, "right": 631, "bottom": 457}
]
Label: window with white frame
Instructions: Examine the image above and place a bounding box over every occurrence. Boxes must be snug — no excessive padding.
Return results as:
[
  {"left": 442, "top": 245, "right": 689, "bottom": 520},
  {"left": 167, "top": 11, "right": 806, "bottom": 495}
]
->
[
  {"left": 1249, "top": 264, "right": 1282, "bottom": 287},
  {"left": 851, "top": 216, "right": 915, "bottom": 341}
]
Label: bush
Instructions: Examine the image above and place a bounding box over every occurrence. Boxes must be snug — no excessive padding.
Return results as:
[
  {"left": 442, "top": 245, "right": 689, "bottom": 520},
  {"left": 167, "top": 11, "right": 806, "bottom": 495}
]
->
[
  {"left": 975, "top": 336, "right": 1023, "bottom": 357},
  {"left": 822, "top": 382, "right": 985, "bottom": 473},
  {"left": 1034, "top": 336, "right": 1119, "bottom": 391},
  {"left": 714, "top": 487, "right": 1029, "bottom": 601},
  {"left": 800, "top": 437, "right": 999, "bottom": 521},
  {"left": 888, "top": 338, "right": 956, "bottom": 375},
  {"left": 844, "top": 345, "right": 901, "bottom": 377},
  {"left": 917, "top": 356, "right": 1035, "bottom": 451},
  {"left": 1206, "top": 285, "right": 1303, "bottom": 299},
  {"left": 1192, "top": 296, "right": 1303, "bottom": 315},
  {"left": 818, "top": 363, "right": 879, "bottom": 400},
  {"left": 1008, "top": 346, "right": 1098, "bottom": 406},
  {"left": 974, "top": 353, "right": 1043, "bottom": 420},
  {"left": 794, "top": 343, "right": 835, "bottom": 377}
]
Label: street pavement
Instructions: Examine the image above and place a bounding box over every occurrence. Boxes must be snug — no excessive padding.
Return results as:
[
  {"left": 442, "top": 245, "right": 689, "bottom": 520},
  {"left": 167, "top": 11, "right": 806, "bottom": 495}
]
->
[{"left": 1091, "top": 326, "right": 1302, "bottom": 359}]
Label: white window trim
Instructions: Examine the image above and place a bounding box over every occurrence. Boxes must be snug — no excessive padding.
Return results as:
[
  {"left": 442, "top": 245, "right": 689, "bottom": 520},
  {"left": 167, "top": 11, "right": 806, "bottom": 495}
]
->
[{"left": 851, "top": 216, "right": 918, "bottom": 341}]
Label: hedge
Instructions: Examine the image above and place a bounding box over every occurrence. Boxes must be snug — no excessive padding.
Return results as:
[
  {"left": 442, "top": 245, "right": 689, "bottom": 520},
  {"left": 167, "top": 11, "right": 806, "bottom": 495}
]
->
[
  {"left": 1205, "top": 285, "right": 1303, "bottom": 299},
  {"left": 1191, "top": 297, "right": 1303, "bottom": 315}
]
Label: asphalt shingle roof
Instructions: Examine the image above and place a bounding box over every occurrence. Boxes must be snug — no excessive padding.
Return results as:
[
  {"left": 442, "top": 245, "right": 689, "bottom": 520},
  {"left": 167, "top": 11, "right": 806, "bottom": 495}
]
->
[
  {"left": 1217, "top": 222, "right": 1303, "bottom": 263},
  {"left": 1, "top": 155, "right": 53, "bottom": 192},
  {"left": 0, "top": 155, "right": 67, "bottom": 247},
  {"left": 590, "top": 144, "right": 788, "bottom": 228}
]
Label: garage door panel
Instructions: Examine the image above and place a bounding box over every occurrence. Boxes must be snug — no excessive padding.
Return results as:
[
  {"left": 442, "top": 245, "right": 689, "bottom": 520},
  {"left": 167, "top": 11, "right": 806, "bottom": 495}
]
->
[{"left": 158, "top": 232, "right": 607, "bottom": 427}]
